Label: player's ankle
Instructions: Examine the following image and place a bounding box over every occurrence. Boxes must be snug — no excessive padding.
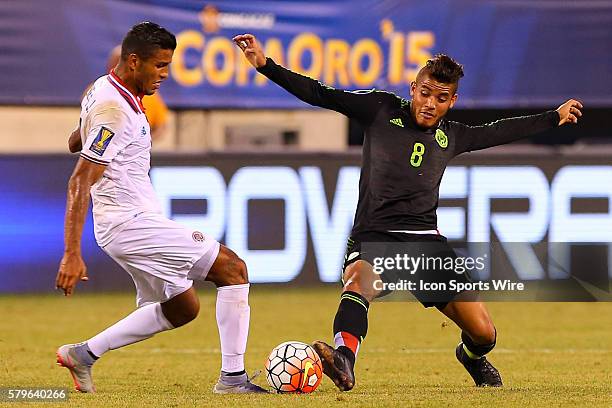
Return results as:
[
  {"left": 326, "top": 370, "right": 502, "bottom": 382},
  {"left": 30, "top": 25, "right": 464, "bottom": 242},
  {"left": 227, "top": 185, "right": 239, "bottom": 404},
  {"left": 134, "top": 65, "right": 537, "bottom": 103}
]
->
[
  {"left": 74, "top": 342, "right": 98, "bottom": 366},
  {"left": 336, "top": 345, "right": 356, "bottom": 368},
  {"left": 219, "top": 370, "right": 247, "bottom": 385},
  {"left": 222, "top": 369, "right": 246, "bottom": 377}
]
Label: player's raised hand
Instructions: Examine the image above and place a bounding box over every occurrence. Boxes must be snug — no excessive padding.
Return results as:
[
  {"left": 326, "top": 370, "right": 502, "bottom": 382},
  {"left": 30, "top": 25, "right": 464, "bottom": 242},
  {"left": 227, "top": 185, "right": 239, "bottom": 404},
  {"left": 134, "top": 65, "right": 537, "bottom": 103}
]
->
[
  {"left": 233, "top": 34, "right": 267, "bottom": 68},
  {"left": 56, "top": 253, "right": 89, "bottom": 296},
  {"left": 556, "top": 99, "right": 583, "bottom": 126}
]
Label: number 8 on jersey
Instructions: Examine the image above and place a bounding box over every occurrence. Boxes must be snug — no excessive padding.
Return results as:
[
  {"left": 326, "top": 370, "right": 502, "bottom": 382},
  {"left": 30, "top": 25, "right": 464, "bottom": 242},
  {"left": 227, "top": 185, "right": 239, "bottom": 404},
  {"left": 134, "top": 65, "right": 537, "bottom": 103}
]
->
[{"left": 410, "top": 142, "right": 425, "bottom": 167}]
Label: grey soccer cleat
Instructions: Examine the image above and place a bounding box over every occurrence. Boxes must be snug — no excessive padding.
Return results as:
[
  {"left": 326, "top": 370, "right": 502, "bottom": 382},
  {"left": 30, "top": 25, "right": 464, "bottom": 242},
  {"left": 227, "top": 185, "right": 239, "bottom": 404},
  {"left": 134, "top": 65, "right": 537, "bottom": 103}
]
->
[
  {"left": 56, "top": 344, "right": 96, "bottom": 393},
  {"left": 212, "top": 371, "right": 269, "bottom": 394}
]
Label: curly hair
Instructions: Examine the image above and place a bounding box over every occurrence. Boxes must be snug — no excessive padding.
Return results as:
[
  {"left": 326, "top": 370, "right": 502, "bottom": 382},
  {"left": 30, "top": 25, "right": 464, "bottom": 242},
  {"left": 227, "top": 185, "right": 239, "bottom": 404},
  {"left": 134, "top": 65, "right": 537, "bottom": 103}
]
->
[{"left": 418, "top": 54, "right": 464, "bottom": 87}]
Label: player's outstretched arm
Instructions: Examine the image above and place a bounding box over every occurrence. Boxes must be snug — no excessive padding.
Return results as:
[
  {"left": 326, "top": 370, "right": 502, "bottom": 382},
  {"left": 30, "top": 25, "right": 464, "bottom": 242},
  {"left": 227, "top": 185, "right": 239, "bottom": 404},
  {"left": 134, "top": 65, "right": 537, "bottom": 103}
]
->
[
  {"left": 453, "top": 99, "right": 583, "bottom": 154},
  {"left": 233, "top": 33, "right": 385, "bottom": 124},
  {"left": 55, "top": 158, "right": 106, "bottom": 296}
]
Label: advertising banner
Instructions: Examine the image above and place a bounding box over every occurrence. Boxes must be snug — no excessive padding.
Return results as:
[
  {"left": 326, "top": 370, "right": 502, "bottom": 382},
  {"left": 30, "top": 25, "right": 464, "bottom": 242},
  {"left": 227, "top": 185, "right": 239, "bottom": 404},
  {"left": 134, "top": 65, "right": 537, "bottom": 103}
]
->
[
  {"left": 1, "top": 1, "right": 611, "bottom": 108},
  {"left": 1, "top": 152, "right": 611, "bottom": 294}
]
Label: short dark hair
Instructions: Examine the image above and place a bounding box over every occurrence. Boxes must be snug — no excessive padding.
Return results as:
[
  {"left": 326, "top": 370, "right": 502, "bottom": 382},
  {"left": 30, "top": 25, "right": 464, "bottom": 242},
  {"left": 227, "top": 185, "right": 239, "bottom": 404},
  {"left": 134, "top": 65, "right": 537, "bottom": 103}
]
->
[
  {"left": 121, "top": 21, "right": 176, "bottom": 61},
  {"left": 417, "top": 54, "right": 464, "bottom": 86}
]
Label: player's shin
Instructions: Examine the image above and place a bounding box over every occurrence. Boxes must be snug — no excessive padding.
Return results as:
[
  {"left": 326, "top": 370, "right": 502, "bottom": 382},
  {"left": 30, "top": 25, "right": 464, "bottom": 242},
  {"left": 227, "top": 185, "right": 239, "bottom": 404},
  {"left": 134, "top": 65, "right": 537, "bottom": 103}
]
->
[
  {"left": 86, "top": 302, "right": 174, "bottom": 359},
  {"left": 215, "top": 283, "right": 250, "bottom": 377},
  {"left": 332, "top": 291, "right": 369, "bottom": 366}
]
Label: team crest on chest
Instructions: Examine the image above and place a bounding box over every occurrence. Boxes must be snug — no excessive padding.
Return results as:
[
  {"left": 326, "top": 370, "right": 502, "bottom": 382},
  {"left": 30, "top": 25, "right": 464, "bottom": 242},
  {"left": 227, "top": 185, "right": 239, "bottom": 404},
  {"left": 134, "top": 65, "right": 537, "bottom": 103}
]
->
[
  {"left": 435, "top": 128, "right": 448, "bottom": 149},
  {"left": 389, "top": 118, "right": 404, "bottom": 127}
]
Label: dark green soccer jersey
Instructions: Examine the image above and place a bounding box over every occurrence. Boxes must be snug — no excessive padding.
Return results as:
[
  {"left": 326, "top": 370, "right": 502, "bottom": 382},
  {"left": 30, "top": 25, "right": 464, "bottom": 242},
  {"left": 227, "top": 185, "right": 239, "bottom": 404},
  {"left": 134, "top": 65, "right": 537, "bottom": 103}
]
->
[{"left": 257, "top": 58, "right": 560, "bottom": 234}]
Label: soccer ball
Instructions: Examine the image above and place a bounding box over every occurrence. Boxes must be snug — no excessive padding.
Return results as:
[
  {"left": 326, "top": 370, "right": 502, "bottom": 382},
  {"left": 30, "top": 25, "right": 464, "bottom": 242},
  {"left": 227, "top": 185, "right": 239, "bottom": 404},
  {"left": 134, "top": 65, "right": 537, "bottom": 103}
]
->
[{"left": 265, "top": 341, "right": 323, "bottom": 393}]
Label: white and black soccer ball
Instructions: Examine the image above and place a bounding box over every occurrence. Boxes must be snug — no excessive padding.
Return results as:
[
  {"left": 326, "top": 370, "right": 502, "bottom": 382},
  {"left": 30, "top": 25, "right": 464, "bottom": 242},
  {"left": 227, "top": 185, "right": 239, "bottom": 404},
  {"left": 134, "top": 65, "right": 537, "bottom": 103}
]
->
[{"left": 264, "top": 341, "right": 323, "bottom": 393}]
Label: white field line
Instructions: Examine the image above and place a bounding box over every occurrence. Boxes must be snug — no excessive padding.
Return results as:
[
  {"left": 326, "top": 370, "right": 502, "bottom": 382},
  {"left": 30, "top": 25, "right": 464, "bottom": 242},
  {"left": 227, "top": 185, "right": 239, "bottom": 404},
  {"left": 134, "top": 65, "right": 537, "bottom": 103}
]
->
[{"left": 116, "top": 347, "right": 612, "bottom": 355}]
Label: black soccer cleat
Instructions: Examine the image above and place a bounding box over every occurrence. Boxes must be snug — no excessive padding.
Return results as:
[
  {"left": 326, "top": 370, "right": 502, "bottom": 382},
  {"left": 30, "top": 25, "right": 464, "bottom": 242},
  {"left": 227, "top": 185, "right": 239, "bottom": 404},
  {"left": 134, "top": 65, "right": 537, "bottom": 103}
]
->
[
  {"left": 455, "top": 343, "right": 503, "bottom": 387},
  {"left": 312, "top": 341, "right": 355, "bottom": 391}
]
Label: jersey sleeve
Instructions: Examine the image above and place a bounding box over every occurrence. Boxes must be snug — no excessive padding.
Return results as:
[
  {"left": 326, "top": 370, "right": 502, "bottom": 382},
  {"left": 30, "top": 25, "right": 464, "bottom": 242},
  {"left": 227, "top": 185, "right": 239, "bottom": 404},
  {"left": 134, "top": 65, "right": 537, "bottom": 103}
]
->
[
  {"left": 80, "top": 103, "right": 132, "bottom": 165},
  {"left": 451, "top": 110, "right": 560, "bottom": 155},
  {"left": 257, "top": 57, "right": 389, "bottom": 125}
]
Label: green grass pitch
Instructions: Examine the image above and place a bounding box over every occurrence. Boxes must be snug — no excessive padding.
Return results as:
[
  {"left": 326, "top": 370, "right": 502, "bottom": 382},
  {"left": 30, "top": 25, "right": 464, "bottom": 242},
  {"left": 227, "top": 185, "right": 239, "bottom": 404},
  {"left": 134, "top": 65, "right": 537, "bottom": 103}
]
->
[{"left": 1, "top": 286, "right": 610, "bottom": 407}]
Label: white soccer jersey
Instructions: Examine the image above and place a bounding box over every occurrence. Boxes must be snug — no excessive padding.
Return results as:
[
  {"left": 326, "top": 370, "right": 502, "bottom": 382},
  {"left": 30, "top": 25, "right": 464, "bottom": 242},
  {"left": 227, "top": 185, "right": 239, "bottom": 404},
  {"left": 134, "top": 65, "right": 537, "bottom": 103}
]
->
[{"left": 79, "top": 71, "right": 162, "bottom": 247}]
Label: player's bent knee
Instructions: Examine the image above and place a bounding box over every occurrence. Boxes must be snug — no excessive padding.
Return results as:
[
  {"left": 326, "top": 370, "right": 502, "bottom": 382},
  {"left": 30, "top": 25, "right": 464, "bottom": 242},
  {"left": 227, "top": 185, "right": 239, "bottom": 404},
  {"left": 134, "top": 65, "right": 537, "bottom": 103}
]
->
[
  {"left": 162, "top": 303, "right": 200, "bottom": 328},
  {"left": 342, "top": 264, "right": 357, "bottom": 286},
  {"left": 231, "top": 257, "right": 249, "bottom": 285},
  {"left": 206, "top": 246, "right": 249, "bottom": 287},
  {"left": 161, "top": 289, "right": 200, "bottom": 327},
  {"left": 463, "top": 323, "right": 497, "bottom": 352},
  {"left": 343, "top": 260, "right": 380, "bottom": 302},
  {"left": 471, "top": 322, "right": 496, "bottom": 345},
  {"left": 344, "top": 260, "right": 373, "bottom": 281},
  {"left": 170, "top": 302, "right": 200, "bottom": 327},
  {"left": 343, "top": 261, "right": 365, "bottom": 290},
  {"left": 218, "top": 256, "right": 249, "bottom": 286},
  {"left": 168, "top": 312, "right": 197, "bottom": 328}
]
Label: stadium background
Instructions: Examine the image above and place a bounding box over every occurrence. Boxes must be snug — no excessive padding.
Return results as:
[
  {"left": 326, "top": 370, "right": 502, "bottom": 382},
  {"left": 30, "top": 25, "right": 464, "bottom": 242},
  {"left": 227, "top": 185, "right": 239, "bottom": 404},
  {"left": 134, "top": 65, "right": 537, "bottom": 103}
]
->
[
  {"left": 1, "top": 1, "right": 611, "bottom": 406},
  {"left": 1, "top": 0, "right": 611, "bottom": 291}
]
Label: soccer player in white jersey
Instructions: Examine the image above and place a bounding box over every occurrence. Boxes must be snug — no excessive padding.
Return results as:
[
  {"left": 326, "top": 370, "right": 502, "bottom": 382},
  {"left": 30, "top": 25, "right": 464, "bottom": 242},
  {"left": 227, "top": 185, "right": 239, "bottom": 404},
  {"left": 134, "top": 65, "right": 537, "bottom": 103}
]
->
[{"left": 54, "top": 22, "right": 266, "bottom": 394}]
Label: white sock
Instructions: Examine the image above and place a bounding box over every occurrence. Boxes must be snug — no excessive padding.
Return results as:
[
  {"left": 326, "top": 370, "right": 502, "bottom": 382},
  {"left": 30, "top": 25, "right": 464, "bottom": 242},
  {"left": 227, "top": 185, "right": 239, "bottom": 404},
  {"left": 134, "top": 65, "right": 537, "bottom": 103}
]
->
[
  {"left": 86, "top": 303, "right": 174, "bottom": 357},
  {"left": 216, "top": 283, "right": 250, "bottom": 373}
]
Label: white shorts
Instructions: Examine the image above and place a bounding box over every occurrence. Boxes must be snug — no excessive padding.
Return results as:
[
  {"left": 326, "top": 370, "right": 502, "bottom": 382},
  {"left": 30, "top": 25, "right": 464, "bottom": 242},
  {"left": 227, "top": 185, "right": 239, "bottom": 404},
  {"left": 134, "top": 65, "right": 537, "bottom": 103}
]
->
[{"left": 102, "top": 212, "right": 220, "bottom": 307}]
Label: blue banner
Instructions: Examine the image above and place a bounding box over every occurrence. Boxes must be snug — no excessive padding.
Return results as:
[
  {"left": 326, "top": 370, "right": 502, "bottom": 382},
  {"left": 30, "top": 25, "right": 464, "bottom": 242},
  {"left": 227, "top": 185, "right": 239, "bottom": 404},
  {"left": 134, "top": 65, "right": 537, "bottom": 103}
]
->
[{"left": 0, "top": 1, "right": 611, "bottom": 108}]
